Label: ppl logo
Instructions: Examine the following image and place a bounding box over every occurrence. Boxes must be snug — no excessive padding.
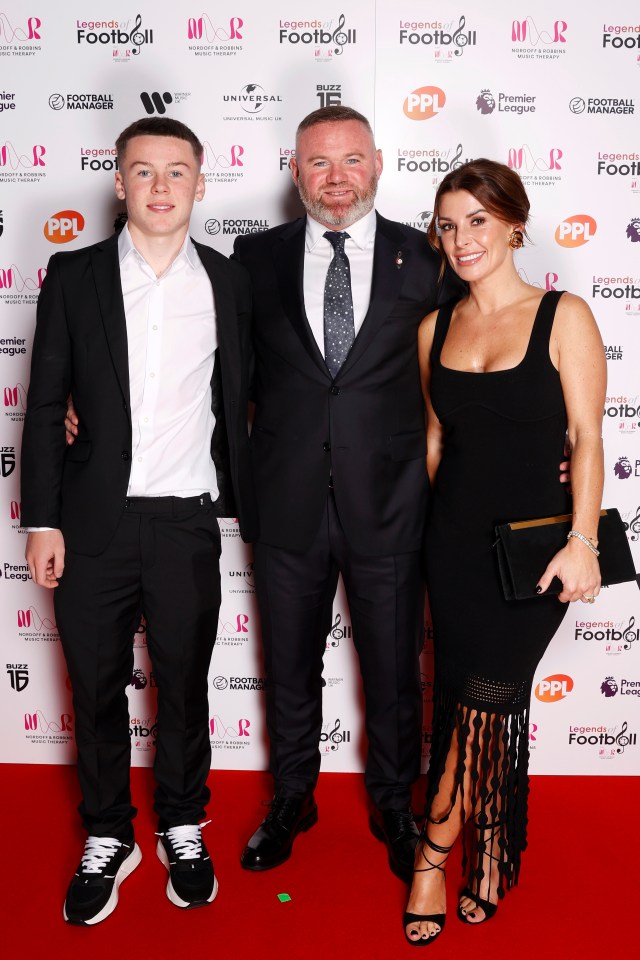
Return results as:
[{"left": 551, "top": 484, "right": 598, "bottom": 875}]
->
[
  {"left": 535, "top": 673, "right": 574, "bottom": 702},
  {"left": 0, "top": 14, "right": 41, "bottom": 41},
  {"left": 614, "top": 456, "right": 633, "bottom": 479},
  {"left": 187, "top": 16, "right": 243, "bottom": 41},
  {"left": 626, "top": 219, "right": 640, "bottom": 242},
  {"left": 476, "top": 90, "right": 495, "bottom": 114},
  {"left": 44, "top": 210, "right": 84, "bottom": 244},
  {"left": 601, "top": 676, "right": 618, "bottom": 697},
  {"left": 511, "top": 18, "right": 567, "bottom": 44},
  {"left": 0, "top": 142, "right": 45, "bottom": 169},
  {"left": 403, "top": 86, "right": 446, "bottom": 120},
  {"left": 555, "top": 215, "right": 597, "bottom": 247}
]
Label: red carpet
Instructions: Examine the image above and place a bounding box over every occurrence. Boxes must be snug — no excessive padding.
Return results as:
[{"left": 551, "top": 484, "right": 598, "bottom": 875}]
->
[{"left": 1, "top": 764, "right": 635, "bottom": 959}]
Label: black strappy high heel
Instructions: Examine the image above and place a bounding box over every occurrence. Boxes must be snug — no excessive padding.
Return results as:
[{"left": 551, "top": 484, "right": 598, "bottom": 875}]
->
[{"left": 404, "top": 836, "right": 453, "bottom": 947}]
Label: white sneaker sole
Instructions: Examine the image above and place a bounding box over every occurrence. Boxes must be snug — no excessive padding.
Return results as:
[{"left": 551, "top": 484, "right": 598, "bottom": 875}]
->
[
  {"left": 156, "top": 838, "right": 218, "bottom": 908},
  {"left": 63, "top": 842, "right": 142, "bottom": 925}
]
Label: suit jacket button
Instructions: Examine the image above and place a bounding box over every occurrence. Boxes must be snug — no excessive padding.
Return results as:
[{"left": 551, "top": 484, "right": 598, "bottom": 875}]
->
[
  {"left": 330, "top": 385, "right": 340, "bottom": 396},
  {"left": 121, "top": 451, "right": 130, "bottom": 461},
  {"left": 323, "top": 442, "right": 331, "bottom": 452}
]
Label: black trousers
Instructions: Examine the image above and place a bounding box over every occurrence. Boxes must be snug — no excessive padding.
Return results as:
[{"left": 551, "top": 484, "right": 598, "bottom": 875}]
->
[
  {"left": 54, "top": 495, "right": 221, "bottom": 839},
  {"left": 254, "top": 491, "right": 424, "bottom": 810}
]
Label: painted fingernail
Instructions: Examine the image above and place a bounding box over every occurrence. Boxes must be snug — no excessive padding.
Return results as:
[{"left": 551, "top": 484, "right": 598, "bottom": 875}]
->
[{"left": 535, "top": 585, "right": 542, "bottom": 594}]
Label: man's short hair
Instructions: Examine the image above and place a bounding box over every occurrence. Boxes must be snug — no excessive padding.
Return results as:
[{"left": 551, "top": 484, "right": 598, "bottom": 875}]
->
[
  {"left": 115, "top": 117, "right": 203, "bottom": 165},
  {"left": 296, "top": 106, "right": 373, "bottom": 140}
]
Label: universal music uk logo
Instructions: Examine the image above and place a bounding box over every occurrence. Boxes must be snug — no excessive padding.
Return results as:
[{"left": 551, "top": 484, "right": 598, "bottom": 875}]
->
[
  {"left": 7, "top": 662, "right": 29, "bottom": 691},
  {"left": 227, "top": 560, "right": 255, "bottom": 593},
  {"left": 186, "top": 14, "right": 244, "bottom": 57},
  {"left": 222, "top": 83, "right": 283, "bottom": 120},
  {"left": 0, "top": 11, "right": 42, "bottom": 57}
]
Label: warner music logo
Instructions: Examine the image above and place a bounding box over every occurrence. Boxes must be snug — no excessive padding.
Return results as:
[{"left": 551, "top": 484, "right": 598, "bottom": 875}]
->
[
  {"left": 0, "top": 141, "right": 46, "bottom": 183},
  {"left": 202, "top": 142, "right": 244, "bottom": 184},
  {"left": 0, "top": 265, "right": 46, "bottom": 306},
  {"left": 7, "top": 662, "right": 28, "bottom": 691},
  {"left": 222, "top": 83, "right": 283, "bottom": 121},
  {"left": 0, "top": 12, "right": 42, "bottom": 57},
  {"left": 187, "top": 15, "right": 244, "bottom": 57},
  {"left": 399, "top": 15, "right": 476, "bottom": 61},
  {"left": 24, "top": 709, "right": 73, "bottom": 744},
  {"left": 216, "top": 613, "right": 250, "bottom": 646},
  {"left": 76, "top": 14, "right": 154, "bottom": 61},
  {"left": 511, "top": 17, "right": 567, "bottom": 60},
  {"left": 49, "top": 92, "right": 113, "bottom": 111},
  {"left": 576, "top": 614, "right": 638, "bottom": 654},
  {"left": 3, "top": 383, "right": 27, "bottom": 422},
  {"left": 209, "top": 714, "right": 251, "bottom": 750},
  {"left": 17, "top": 605, "right": 58, "bottom": 640},
  {"left": 568, "top": 721, "right": 637, "bottom": 759},
  {"left": 205, "top": 218, "right": 269, "bottom": 237},
  {"left": 279, "top": 14, "right": 356, "bottom": 61},
  {"left": 320, "top": 717, "right": 351, "bottom": 753},
  {"left": 139, "top": 90, "right": 190, "bottom": 115},
  {"left": 326, "top": 611, "right": 352, "bottom": 649}
]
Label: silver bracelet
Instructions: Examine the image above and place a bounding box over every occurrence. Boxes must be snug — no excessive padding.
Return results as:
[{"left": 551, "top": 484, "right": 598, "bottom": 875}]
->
[{"left": 567, "top": 530, "right": 600, "bottom": 557}]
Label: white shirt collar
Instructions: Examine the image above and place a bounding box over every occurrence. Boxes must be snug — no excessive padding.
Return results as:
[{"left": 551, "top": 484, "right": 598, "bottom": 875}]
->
[
  {"left": 305, "top": 207, "right": 377, "bottom": 252},
  {"left": 117, "top": 224, "right": 198, "bottom": 271}
]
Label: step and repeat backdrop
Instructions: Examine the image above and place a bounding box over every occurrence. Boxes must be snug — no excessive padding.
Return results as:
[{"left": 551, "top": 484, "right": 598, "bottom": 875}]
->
[{"left": 1, "top": 1, "right": 639, "bottom": 775}]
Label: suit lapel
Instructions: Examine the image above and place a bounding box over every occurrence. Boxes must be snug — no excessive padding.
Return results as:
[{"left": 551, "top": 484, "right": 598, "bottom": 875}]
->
[
  {"left": 274, "top": 218, "right": 329, "bottom": 375},
  {"left": 338, "top": 213, "right": 410, "bottom": 378},
  {"left": 90, "top": 235, "right": 130, "bottom": 411}
]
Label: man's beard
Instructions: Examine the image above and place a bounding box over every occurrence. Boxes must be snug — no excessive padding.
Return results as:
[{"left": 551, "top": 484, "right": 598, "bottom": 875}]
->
[{"left": 297, "top": 174, "right": 378, "bottom": 228}]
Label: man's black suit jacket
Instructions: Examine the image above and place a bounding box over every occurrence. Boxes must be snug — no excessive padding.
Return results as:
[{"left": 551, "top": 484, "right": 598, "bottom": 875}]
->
[
  {"left": 21, "top": 233, "right": 258, "bottom": 555},
  {"left": 234, "top": 212, "right": 459, "bottom": 557}
]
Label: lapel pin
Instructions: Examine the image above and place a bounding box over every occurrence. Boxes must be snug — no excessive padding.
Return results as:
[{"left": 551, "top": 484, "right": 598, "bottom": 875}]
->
[{"left": 395, "top": 251, "right": 403, "bottom": 268}]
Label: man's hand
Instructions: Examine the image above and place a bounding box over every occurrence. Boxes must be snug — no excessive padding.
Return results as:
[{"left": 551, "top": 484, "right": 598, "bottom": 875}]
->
[
  {"left": 25, "top": 530, "right": 65, "bottom": 588},
  {"left": 65, "top": 400, "right": 78, "bottom": 446}
]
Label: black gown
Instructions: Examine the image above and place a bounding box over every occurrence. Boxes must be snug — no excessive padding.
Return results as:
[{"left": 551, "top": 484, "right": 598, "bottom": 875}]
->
[{"left": 424, "top": 289, "right": 570, "bottom": 895}]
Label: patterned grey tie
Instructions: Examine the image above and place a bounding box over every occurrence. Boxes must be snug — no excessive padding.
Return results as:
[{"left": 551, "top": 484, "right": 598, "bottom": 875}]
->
[{"left": 323, "top": 231, "right": 355, "bottom": 378}]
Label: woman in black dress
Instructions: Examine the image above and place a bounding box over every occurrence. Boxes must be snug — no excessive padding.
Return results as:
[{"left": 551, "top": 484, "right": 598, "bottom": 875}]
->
[{"left": 404, "top": 160, "right": 606, "bottom": 945}]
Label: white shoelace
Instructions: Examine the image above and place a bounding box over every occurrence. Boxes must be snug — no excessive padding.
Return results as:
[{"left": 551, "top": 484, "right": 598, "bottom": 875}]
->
[
  {"left": 161, "top": 821, "right": 211, "bottom": 861},
  {"left": 80, "top": 837, "right": 124, "bottom": 874}
]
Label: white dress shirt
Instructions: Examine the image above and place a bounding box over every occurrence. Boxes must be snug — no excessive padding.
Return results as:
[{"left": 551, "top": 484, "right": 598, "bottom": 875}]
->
[
  {"left": 118, "top": 226, "right": 219, "bottom": 499},
  {"left": 303, "top": 207, "right": 376, "bottom": 355}
]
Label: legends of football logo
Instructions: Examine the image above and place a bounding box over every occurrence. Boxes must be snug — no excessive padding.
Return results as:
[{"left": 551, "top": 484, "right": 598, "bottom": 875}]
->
[{"left": 76, "top": 14, "right": 154, "bottom": 61}]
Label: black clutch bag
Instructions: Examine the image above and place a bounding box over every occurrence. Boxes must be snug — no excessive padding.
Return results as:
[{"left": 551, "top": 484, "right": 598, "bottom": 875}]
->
[{"left": 494, "top": 508, "right": 638, "bottom": 600}]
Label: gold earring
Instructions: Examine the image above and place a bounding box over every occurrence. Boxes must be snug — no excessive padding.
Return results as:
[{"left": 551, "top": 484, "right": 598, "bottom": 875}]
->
[{"left": 508, "top": 230, "right": 524, "bottom": 249}]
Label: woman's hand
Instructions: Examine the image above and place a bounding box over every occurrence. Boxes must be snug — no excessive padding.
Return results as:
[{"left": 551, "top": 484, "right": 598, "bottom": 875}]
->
[{"left": 536, "top": 538, "right": 601, "bottom": 603}]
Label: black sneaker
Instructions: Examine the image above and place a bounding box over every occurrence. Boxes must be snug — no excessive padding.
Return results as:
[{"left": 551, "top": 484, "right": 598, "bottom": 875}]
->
[
  {"left": 63, "top": 836, "right": 142, "bottom": 925},
  {"left": 156, "top": 822, "right": 217, "bottom": 908}
]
